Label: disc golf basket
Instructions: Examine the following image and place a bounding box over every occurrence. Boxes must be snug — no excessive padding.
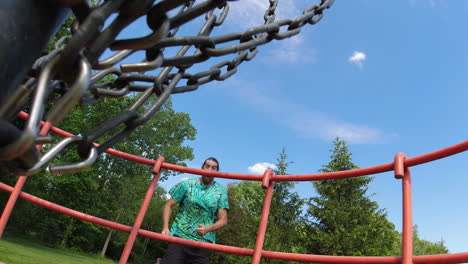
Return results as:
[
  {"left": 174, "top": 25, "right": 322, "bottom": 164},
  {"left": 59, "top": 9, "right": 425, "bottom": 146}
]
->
[{"left": 1, "top": 0, "right": 467, "bottom": 263}]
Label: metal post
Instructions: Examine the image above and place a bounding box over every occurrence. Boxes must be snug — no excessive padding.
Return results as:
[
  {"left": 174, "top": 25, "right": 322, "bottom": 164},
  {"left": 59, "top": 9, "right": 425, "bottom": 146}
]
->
[
  {"left": 401, "top": 167, "right": 413, "bottom": 264},
  {"left": 119, "top": 157, "right": 165, "bottom": 264},
  {"left": 252, "top": 173, "right": 274, "bottom": 264},
  {"left": 394, "top": 152, "right": 414, "bottom": 264}
]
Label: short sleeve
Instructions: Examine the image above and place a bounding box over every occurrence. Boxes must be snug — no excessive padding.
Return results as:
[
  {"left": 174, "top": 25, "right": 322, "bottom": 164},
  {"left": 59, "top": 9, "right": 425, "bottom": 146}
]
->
[
  {"left": 218, "top": 187, "right": 229, "bottom": 210},
  {"left": 169, "top": 180, "right": 188, "bottom": 203}
]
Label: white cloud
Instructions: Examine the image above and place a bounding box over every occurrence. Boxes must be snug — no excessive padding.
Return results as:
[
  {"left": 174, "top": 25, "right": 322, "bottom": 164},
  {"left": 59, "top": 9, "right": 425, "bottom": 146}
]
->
[
  {"left": 225, "top": 0, "right": 269, "bottom": 29},
  {"left": 248, "top": 162, "right": 277, "bottom": 174},
  {"left": 264, "top": 35, "right": 318, "bottom": 64},
  {"left": 221, "top": 78, "right": 394, "bottom": 144},
  {"left": 223, "top": 0, "right": 317, "bottom": 64},
  {"left": 348, "top": 51, "right": 367, "bottom": 68},
  {"left": 288, "top": 113, "right": 384, "bottom": 144},
  {"left": 226, "top": 0, "right": 300, "bottom": 29}
]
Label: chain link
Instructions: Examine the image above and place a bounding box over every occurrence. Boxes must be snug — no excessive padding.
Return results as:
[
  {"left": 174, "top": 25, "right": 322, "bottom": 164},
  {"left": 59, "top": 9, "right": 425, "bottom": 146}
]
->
[{"left": 0, "top": 0, "right": 334, "bottom": 175}]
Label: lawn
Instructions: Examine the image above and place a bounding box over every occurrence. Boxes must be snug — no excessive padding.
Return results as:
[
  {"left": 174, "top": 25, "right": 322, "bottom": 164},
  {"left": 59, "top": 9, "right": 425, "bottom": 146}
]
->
[{"left": 0, "top": 236, "right": 117, "bottom": 264}]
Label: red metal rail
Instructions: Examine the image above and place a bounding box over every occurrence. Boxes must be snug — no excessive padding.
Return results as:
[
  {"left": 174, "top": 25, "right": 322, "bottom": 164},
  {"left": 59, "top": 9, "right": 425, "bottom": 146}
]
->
[
  {"left": 1, "top": 112, "right": 468, "bottom": 264},
  {"left": 0, "top": 121, "right": 52, "bottom": 236}
]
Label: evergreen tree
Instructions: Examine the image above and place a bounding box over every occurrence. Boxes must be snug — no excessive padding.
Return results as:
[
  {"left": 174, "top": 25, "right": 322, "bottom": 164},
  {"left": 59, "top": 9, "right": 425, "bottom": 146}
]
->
[
  {"left": 212, "top": 147, "right": 307, "bottom": 264},
  {"left": 306, "top": 137, "right": 398, "bottom": 256},
  {"left": 267, "top": 147, "right": 307, "bottom": 259}
]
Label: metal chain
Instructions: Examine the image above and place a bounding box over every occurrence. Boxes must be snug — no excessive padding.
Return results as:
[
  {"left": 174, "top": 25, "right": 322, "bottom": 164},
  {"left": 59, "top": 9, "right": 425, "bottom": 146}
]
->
[{"left": 0, "top": 0, "right": 334, "bottom": 175}]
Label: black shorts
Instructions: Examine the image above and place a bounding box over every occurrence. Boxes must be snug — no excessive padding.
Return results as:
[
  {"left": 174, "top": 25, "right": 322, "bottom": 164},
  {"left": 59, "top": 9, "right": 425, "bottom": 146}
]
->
[{"left": 160, "top": 238, "right": 212, "bottom": 264}]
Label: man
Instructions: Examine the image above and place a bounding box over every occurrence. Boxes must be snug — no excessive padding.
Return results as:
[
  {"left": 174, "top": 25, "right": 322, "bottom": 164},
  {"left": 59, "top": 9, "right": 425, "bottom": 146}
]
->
[{"left": 160, "top": 157, "right": 229, "bottom": 264}]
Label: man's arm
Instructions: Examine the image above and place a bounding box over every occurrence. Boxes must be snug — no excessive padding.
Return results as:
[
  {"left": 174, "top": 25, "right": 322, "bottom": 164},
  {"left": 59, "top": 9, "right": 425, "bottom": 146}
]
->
[
  {"left": 161, "top": 198, "right": 178, "bottom": 236},
  {"left": 196, "top": 208, "right": 228, "bottom": 236}
]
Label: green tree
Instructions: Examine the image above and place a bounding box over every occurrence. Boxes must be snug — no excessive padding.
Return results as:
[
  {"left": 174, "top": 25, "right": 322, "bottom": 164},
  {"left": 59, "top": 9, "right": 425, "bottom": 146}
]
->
[
  {"left": 3, "top": 2, "right": 195, "bottom": 262},
  {"left": 267, "top": 147, "right": 307, "bottom": 260},
  {"left": 306, "top": 137, "right": 398, "bottom": 256},
  {"left": 3, "top": 1, "right": 196, "bottom": 259},
  {"left": 210, "top": 182, "right": 259, "bottom": 264},
  {"left": 2, "top": 96, "right": 196, "bottom": 263},
  {"left": 389, "top": 225, "right": 449, "bottom": 256},
  {"left": 212, "top": 148, "right": 307, "bottom": 264}
]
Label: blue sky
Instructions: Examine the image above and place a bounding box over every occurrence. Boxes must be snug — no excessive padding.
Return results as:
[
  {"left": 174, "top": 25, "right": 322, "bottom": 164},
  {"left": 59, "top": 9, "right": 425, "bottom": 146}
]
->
[{"left": 110, "top": 0, "right": 468, "bottom": 254}]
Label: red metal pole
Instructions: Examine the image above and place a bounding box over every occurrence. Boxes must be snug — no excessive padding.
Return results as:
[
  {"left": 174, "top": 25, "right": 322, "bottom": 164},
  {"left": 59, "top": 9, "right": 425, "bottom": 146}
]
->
[
  {"left": 401, "top": 166, "right": 413, "bottom": 264},
  {"left": 251, "top": 179, "right": 274, "bottom": 264},
  {"left": 118, "top": 156, "right": 165, "bottom": 264},
  {"left": 3, "top": 178, "right": 468, "bottom": 263},
  {"left": 0, "top": 176, "right": 28, "bottom": 237},
  {"left": 261, "top": 169, "right": 273, "bottom": 189},
  {"left": 0, "top": 121, "right": 52, "bottom": 237},
  {"left": 394, "top": 152, "right": 413, "bottom": 264}
]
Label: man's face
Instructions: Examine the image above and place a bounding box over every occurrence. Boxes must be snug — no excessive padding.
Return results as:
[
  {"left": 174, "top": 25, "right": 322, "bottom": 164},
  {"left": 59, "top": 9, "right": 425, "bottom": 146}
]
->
[{"left": 201, "top": 159, "right": 218, "bottom": 185}]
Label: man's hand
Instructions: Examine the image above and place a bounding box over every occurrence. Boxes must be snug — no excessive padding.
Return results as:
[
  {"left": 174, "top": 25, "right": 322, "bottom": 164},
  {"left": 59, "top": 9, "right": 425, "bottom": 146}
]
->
[
  {"left": 161, "top": 227, "right": 170, "bottom": 236},
  {"left": 162, "top": 198, "right": 177, "bottom": 236},
  {"left": 196, "top": 224, "right": 210, "bottom": 236}
]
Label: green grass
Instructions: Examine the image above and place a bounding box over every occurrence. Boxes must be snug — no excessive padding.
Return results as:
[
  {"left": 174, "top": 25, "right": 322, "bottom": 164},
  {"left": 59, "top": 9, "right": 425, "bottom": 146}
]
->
[{"left": 0, "top": 236, "right": 117, "bottom": 264}]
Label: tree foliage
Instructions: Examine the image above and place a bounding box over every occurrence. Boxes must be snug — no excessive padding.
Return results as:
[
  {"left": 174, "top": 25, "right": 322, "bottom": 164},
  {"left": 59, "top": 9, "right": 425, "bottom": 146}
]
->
[
  {"left": 210, "top": 182, "right": 260, "bottom": 264},
  {"left": 389, "top": 225, "right": 449, "bottom": 256},
  {"left": 2, "top": 3, "right": 196, "bottom": 262},
  {"left": 412, "top": 225, "right": 449, "bottom": 255},
  {"left": 212, "top": 148, "right": 306, "bottom": 264},
  {"left": 2, "top": 126, "right": 452, "bottom": 263},
  {"left": 1, "top": 96, "right": 196, "bottom": 263},
  {"left": 267, "top": 148, "right": 307, "bottom": 258},
  {"left": 306, "top": 137, "right": 398, "bottom": 256}
]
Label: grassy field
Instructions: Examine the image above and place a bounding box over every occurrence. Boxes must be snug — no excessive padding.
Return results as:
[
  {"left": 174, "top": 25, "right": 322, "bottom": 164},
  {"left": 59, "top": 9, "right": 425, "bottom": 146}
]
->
[{"left": 0, "top": 236, "right": 117, "bottom": 264}]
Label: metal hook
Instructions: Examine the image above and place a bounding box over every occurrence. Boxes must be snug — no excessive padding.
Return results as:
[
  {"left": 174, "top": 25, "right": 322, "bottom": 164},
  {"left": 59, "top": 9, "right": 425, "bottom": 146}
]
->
[
  {"left": 45, "top": 55, "right": 91, "bottom": 125},
  {"left": 95, "top": 85, "right": 130, "bottom": 97},
  {"left": 0, "top": 51, "right": 62, "bottom": 161},
  {"left": 94, "top": 49, "right": 134, "bottom": 70},
  {"left": 3, "top": 136, "right": 82, "bottom": 176},
  {"left": 120, "top": 50, "right": 163, "bottom": 73},
  {"left": 48, "top": 145, "right": 98, "bottom": 174}
]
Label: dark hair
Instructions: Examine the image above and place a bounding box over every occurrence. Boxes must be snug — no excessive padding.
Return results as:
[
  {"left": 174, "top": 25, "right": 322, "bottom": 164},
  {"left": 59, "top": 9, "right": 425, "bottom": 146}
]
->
[{"left": 202, "top": 157, "right": 219, "bottom": 171}]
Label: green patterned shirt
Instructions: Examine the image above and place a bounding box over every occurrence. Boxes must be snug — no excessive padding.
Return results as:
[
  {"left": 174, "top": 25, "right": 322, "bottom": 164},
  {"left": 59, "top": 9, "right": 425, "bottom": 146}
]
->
[{"left": 169, "top": 178, "right": 229, "bottom": 243}]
